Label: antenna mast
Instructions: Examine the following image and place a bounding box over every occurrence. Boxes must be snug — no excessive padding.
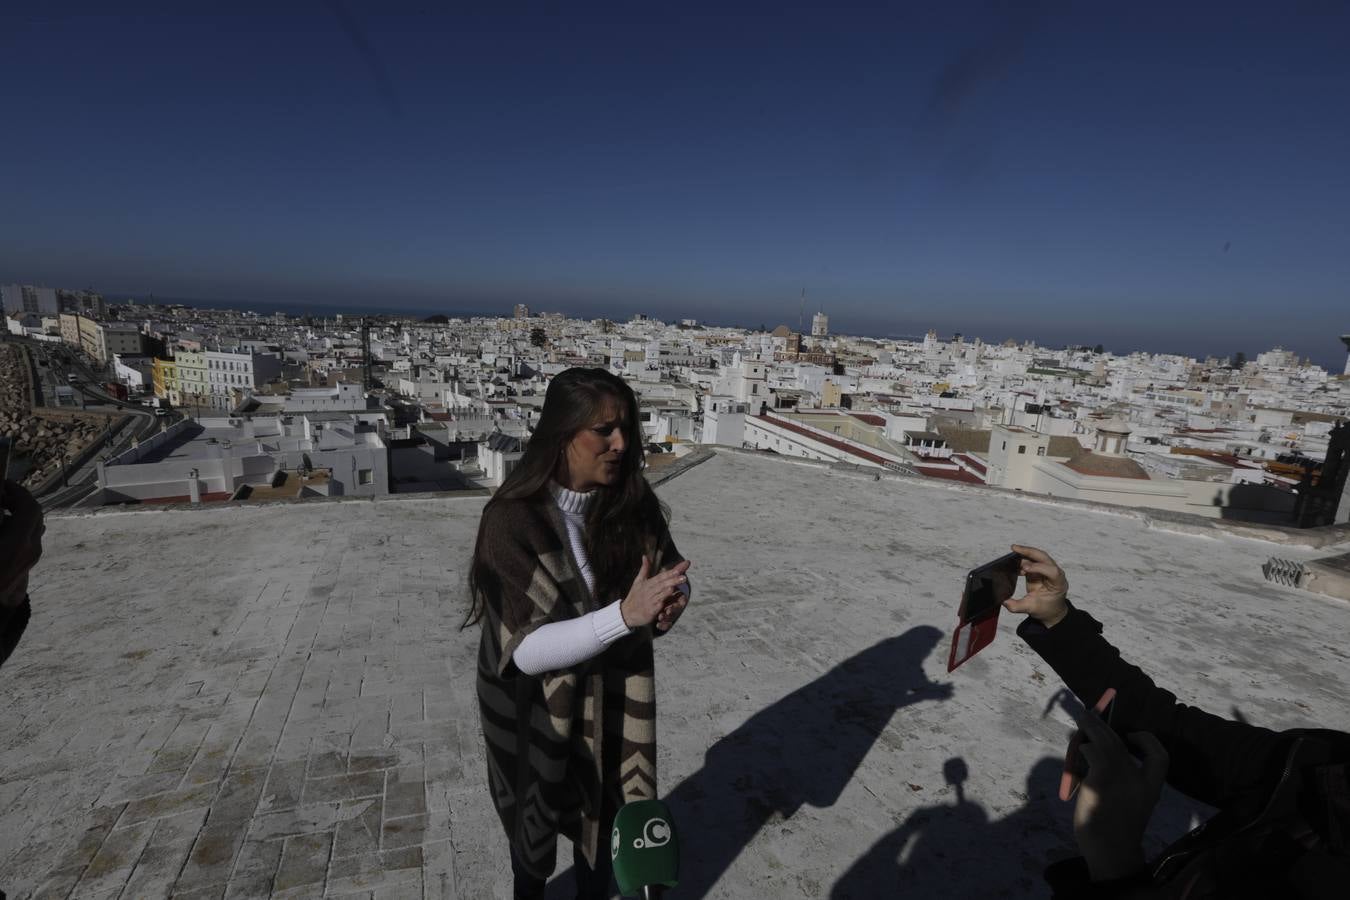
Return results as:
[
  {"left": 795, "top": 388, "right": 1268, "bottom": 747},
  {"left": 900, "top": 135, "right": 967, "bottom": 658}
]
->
[{"left": 361, "top": 317, "right": 373, "bottom": 392}]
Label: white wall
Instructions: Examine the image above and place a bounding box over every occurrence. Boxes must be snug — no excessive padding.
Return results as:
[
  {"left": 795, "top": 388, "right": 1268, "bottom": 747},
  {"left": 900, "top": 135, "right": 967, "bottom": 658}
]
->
[
  {"left": 986, "top": 426, "right": 1050, "bottom": 489},
  {"left": 1027, "top": 459, "right": 1296, "bottom": 519}
]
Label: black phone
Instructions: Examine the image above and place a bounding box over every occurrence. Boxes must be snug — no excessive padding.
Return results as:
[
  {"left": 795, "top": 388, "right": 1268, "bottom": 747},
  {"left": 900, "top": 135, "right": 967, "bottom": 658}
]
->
[
  {"left": 961, "top": 551, "right": 1022, "bottom": 621},
  {"left": 1061, "top": 688, "right": 1118, "bottom": 799}
]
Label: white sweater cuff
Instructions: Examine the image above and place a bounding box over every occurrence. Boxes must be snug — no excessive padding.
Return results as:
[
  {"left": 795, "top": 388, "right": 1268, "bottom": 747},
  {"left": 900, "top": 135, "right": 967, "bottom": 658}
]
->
[{"left": 593, "top": 599, "right": 632, "bottom": 645}]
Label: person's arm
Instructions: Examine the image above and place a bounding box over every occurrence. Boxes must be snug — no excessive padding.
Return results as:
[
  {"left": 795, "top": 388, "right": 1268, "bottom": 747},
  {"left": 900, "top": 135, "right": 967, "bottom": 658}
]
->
[
  {"left": 1007, "top": 545, "right": 1286, "bottom": 810},
  {"left": 1, "top": 479, "right": 44, "bottom": 668},
  {"left": 495, "top": 526, "right": 686, "bottom": 675},
  {"left": 1020, "top": 606, "right": 1286, "bottom": 808},
  {"left": 513, "top": 599, "right": 631, "bottom": 676}
]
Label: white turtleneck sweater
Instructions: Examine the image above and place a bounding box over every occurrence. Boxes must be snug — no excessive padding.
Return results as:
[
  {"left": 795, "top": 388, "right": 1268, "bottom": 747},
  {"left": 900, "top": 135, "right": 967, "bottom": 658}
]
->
[{"left": 512, "top": 483, "right": 688, "bottom": 677}]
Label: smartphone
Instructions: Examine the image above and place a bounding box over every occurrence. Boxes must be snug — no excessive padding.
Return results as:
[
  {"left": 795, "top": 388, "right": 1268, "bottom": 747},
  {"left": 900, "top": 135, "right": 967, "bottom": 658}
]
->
[
  {"left": 1060, "top": 687, "right": 1118, "bottom": 801},
  {"left": 946, "top": 551, "right": 1022, "bottom": 673}
]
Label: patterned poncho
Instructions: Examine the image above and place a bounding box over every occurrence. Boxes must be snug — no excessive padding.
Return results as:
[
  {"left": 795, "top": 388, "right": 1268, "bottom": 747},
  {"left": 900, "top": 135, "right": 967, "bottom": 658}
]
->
[{"left": 474, "top": 490, "right": 683, "bottom": 878}]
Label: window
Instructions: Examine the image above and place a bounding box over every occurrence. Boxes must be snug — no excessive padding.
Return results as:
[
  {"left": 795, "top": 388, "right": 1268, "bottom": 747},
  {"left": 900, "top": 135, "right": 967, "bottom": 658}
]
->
[
  {"left": 358, "top": 469, "right": 373, "bottom": 486},
  {"left": 1018, "top": 445, "right": 1026, "bottom": 454},
  {"left": 1037, "top": 446, "right": 1046, "bottom": 456},
  {"left": 1001, "top": 441, "right": 1007, "bottom": 450}
]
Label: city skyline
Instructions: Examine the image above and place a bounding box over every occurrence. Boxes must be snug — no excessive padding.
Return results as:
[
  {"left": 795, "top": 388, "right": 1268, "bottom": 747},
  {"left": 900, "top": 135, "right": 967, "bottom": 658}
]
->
[
  {"left": 5, "top": 283, "right": 1346, "bottom": 370},
  {"left": 4, "top": 3, "right": 1349, "bottom": 366}
]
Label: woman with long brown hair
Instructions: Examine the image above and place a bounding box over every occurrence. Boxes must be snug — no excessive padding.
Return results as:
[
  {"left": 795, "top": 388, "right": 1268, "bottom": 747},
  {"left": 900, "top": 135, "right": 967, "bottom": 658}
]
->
[{"left": 466, "top": 367, "right": 692, "bottom": 899}]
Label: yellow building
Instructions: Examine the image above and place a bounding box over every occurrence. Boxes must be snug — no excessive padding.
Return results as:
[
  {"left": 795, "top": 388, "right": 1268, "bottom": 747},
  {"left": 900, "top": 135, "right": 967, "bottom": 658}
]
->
[
  {"left": 77, "top": 315, "right": 105, "bottom": 362},
  {"left": 821, "top": 379, "right": 843, "bottom": 407},
  {"left": 152, "top": 357, "right": 181, "bottom": 405}
]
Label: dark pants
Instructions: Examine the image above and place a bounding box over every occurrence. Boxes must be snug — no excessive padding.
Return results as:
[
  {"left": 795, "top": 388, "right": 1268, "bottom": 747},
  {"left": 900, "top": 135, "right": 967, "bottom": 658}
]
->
[{"left": 511, "top": 841, "right": 615, "bottom": 900}]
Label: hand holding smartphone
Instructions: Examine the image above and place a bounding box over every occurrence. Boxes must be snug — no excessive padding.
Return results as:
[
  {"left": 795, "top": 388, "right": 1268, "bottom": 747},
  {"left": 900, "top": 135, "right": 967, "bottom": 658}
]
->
[{"left": 1060, "top": 687, "right": 1118, "bottom": 801}]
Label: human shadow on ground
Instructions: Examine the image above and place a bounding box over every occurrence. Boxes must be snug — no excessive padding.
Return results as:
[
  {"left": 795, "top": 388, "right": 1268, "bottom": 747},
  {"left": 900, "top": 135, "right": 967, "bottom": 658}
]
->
[
  {"left": 547, "top": 625, "right": 951, "bottom": 899},
  {"left": 832, "top": 756, "right": 1066, "bottom": 899},
  {"left": 831, "top": 752, "right": 1215, "bottom": 899},
  {"left": 667, "top": 625, "right": 953, "bottom": 897}
]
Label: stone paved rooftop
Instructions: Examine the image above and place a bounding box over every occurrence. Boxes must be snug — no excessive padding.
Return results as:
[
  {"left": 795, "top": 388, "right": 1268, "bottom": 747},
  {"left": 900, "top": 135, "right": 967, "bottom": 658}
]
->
[{"left": 3, "top": 450, "right": 1350, "bottom": 898}]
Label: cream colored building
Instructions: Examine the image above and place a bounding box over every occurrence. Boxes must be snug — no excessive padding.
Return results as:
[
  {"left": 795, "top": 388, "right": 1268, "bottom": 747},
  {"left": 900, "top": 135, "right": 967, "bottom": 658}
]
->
[
  {"left": 59, "top": 312, "right": 81, "bottom": 347},
  {"left": 175, "top": 349, "right": 209, "bottom": 412}
]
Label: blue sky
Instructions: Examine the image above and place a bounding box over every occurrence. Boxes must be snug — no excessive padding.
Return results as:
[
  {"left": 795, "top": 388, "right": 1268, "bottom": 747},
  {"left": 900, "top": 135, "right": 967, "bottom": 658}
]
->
[{"left": 3, "top": 2, "right": 1348, "bottom": 364}]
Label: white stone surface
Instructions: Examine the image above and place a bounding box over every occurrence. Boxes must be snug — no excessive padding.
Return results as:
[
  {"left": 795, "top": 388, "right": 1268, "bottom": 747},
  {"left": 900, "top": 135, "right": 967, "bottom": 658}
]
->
[{"left": 2, "top": 450, "right": 1348, "bottom": 898}]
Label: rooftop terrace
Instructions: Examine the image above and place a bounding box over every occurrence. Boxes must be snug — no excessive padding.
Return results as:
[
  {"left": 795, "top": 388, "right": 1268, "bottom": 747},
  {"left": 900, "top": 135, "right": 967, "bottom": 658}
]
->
[{"left": 3, "top": 451, "right": 1349, "bottom": 898}]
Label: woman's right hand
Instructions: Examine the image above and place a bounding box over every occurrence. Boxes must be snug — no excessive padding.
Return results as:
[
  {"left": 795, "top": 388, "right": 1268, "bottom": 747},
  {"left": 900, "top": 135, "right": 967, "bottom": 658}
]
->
[
  {"left": 620, "top": 556, "right": 690, "bottom": 628},
  {"left": 1004, "top": 544, "right": 1070, "bottom": 628}
]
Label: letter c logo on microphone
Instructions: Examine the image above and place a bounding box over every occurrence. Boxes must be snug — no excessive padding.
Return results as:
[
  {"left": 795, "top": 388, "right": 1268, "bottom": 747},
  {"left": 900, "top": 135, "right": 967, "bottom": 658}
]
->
[{"left": 632, "top": 817, "right": 671, "bottom": 849}]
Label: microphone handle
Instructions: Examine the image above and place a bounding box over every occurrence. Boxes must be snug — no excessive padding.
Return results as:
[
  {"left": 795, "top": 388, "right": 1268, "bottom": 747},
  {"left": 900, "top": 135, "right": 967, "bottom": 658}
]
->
[{"left": 641, "top": 886, "right": 665, "bottom": 900}]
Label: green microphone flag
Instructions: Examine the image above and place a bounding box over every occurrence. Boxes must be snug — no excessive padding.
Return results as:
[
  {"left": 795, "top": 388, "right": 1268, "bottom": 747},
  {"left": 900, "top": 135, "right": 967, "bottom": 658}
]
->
[{"left": 611, "top": 799, "right": 679, "bottom": 897}]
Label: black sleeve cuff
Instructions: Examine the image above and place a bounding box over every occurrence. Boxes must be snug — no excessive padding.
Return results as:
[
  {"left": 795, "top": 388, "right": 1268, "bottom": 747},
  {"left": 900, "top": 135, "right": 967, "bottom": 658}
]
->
[{"left": 1016, "top": 600, "right": 1098, "bottom": 644}]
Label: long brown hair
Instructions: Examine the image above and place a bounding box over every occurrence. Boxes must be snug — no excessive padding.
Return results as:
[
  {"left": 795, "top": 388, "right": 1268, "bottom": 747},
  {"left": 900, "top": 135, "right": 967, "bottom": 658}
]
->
[{"left": 463, "top": 367, "right": 666, "bottom": 627}]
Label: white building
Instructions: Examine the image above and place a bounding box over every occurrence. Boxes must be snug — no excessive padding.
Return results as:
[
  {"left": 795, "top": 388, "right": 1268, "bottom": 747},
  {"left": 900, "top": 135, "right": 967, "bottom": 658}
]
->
[
  {"left": 100, "top": 322, "right": 144, "bottom": 362},
  {"left": 478, "top": 432, "right": 525, "bottom": 487},
  {"left": 257, "top": 383, "right": 369, "bottom": 413},
  {"left": 985, "top": 425, "right": 1054, "bottom": 490},
  {"left": 96, "top": 413, "right": 390, "bottom": 502},
  {"left": 743, "top": 411, "right": 910, "bottom": 469},
  {"left": 204, "top": 348, "right": 283, "bottom": 408},
  {"left": 987, "top": 419, "right": 1298, "bottom": 521},
  {"left": 699, "top": 396, "right": 748, "bottom": 446},
  {"left": 712, "top": 356, "right": 768, "bottom": 408},
  {"left": 1, "top": 284, "right": 59, "bottom": 315},
  {"left": 113, "top": 355, "right": 155, "bottom": 391}
]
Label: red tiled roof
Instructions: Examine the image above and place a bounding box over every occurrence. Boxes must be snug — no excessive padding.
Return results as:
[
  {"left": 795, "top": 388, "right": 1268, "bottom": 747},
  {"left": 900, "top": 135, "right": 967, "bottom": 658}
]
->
[
  {"left": 848, "top": 413, "right": 887, "bottom": 427},
  {"left": 1063, "top": 453, "right": 1150, "bottom": 480},
  {"left": 755, "top": 414, "right": 891, "bottom": 466},
  {"left": 953, "top": 453, "right": 987, "bottom": 474},
  {"left": 913, "top": 465, "right": 985, "bottom": 484}
]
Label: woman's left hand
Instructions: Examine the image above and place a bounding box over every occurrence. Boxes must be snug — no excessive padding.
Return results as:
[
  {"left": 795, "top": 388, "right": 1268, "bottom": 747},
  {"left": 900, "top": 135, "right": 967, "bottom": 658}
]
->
[{"left": 654, "top": 583, "right": 689, "bottom": 633}]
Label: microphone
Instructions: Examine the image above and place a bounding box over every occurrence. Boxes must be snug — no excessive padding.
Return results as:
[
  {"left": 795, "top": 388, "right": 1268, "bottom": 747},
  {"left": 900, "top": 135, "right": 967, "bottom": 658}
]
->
[{"left": 611, "top": 799, "right": 679, "bottom": 899}]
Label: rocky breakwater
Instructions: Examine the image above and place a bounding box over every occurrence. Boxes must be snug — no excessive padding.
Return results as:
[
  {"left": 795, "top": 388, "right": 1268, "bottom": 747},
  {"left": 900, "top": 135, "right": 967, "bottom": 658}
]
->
[{"left": 1, "top": 344, "right": 107, "bottom": 489}]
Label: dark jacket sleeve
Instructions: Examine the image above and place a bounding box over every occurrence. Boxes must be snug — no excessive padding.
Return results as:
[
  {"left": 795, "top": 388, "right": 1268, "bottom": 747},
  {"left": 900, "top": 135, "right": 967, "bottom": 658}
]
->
[
  {"left": 1018, "top": 605, "right": 1289, "bottom": 810},
  {"left": 0, "top": 594, "right": 30, "bottom": 667}
]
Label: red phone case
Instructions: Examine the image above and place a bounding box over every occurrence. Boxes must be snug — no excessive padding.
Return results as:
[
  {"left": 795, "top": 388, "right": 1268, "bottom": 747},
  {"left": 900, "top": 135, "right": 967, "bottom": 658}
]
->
[
  {"left": 947, "top": 552, "right": 1020, "bottom": 672},
  {"left": 946, "top": 607, "right": 1000, "bottom": 673}
]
